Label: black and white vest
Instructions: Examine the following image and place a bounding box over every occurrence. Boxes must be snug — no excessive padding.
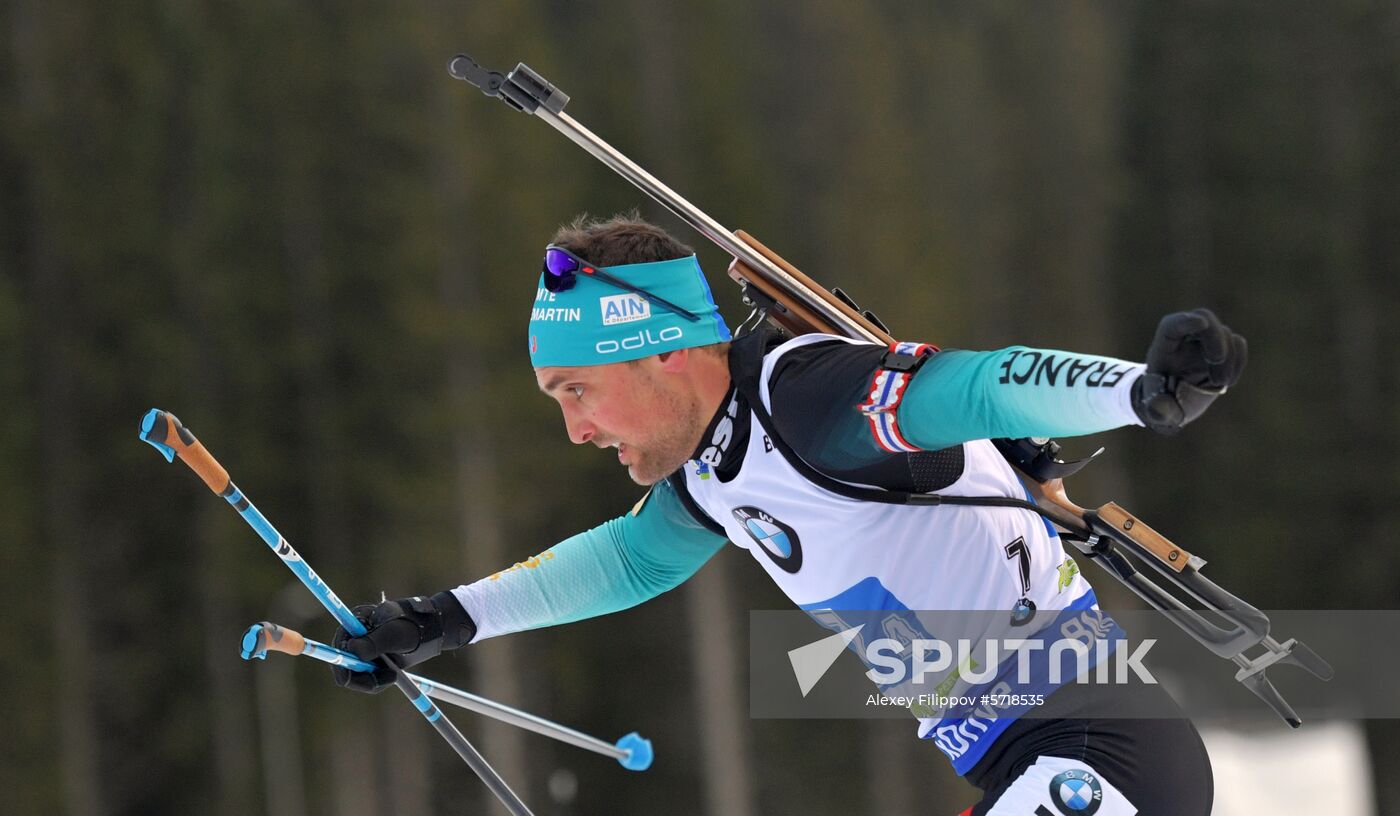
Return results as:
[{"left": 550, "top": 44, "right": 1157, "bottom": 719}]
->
[{"left": 676, "top": 332, "right": 1109, "bottom": 775}]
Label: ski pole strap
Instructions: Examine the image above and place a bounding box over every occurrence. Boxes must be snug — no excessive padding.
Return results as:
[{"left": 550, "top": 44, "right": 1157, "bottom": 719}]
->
[{"left": 858, "top": 341, "right": 939, "bottom": 453}]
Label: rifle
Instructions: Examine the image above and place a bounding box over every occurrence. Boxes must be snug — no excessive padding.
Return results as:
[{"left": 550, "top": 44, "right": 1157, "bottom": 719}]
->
[{"left": 446, "top": 55, "right": 1333, "bottom": 727}]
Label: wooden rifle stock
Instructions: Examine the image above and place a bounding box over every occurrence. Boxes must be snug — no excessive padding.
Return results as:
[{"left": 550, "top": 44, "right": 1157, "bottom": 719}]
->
[{"left": 726, "top": 230, "right": 894, "bottom": 343}]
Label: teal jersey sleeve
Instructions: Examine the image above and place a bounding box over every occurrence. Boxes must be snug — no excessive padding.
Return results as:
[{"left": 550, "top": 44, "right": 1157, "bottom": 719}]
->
[
  {"left": 897, "top": 346, "right": 1145, "bottom": 450},
  {"left": 450, "top": 477, "right": 728, "bottom": 642}
]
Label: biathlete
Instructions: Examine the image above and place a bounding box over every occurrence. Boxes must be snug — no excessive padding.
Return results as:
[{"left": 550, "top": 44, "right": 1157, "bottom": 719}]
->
[{"left": 333, "top": 215, "right": 1241, "bottom": 814}]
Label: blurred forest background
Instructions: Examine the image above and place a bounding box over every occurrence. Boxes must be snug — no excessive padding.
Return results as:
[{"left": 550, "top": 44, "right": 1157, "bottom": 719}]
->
[{"left": 2, "top": 1, "right": 1397, "bottom": 814}]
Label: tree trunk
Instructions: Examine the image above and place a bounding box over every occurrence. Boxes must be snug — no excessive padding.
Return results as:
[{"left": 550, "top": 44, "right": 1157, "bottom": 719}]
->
[
  {"left": 10, "top": 4, "right": 105, "bottom": 814},
  {"left": 433, "top": 68, "right": 532, "bottom": 814},
  {"left": 163, "top": 1, "right": 260, "bottom": 804},
  {"left": 256, "top": 583, "right": 318, "bottom": 816},
  {"left": 279, "top": 112, "right": 386, "bottom": 816},
  {"left": 866, "top": 721, "right": 921, "bottom": 815}
]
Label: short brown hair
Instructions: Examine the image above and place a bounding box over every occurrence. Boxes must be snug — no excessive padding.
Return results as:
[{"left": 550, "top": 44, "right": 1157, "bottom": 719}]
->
[{"left": 550, "top": 211, "right": 695, "bottom": 267}]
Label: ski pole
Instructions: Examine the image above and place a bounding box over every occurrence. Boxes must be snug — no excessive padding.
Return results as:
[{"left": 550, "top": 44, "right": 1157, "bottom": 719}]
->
[
  {"left": 241, "top": 621, "right": 654, "bottom": 771},
  {"left": 138, "top": 409, "right": 535, "bottom": 816}
]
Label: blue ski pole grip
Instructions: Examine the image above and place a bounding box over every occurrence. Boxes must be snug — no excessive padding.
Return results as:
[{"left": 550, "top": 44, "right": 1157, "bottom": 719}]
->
[
  {"left": 614, "top": 732, "right": 653, "bottom": 771},
  {"left": 239, "top": 621, "right": 384, "bottom": 673},
  {"left": 139, "top": 409, "right": 176, "bottom": 462},
  {"left": 139, "top": 408, "right": 231, "bottom": 492},
  {"left": 241, "top": 624, "right": 270, "bottom": 660},
  {"left": 240, "top": 621, "right": 312, "bottom": 662}
]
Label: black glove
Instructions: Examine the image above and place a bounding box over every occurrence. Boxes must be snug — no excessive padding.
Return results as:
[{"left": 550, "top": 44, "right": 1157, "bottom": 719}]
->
[
  {"left": 1132, "top": 308, "right": 1248, "bottom": 435},
  {"left": 332, "top": 591, "right": 476, "bottom": 694}
]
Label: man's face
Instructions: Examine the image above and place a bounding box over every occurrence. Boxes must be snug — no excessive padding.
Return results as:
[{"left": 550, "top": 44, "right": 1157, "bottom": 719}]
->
[{"left": 536, "top": 356, "right": 705, "bottom": 486}]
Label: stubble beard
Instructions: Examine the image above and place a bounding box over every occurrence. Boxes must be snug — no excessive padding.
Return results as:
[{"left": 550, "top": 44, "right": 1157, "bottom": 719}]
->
[{"left": 624, "top": 384, "right": 704, "bottom": 486}]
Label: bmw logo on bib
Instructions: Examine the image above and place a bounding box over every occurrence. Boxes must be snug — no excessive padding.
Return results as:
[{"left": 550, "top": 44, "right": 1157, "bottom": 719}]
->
[
  {"left": 732, "top": 506, "right": 802, "bottom": 573},
  {"left": 1010, "top": 597, "right": 1037, "bottom": 626},
  {"left": 1048, "top": 768, "right": 1103, "bottom": 814}
]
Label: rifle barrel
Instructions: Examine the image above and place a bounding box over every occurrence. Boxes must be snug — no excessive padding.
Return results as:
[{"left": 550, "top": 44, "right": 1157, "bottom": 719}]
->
[{"left": 535, "top": 107, "right": 882, "bottom": 343}]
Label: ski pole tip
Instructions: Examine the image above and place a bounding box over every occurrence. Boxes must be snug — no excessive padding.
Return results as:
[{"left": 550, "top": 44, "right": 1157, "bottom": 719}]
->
[
  {"left": 614, "top": 732, "right": 653, "bottom": 771},
  {"left": 241, "top": 623, "right": 270, "bottom": 661},
  {"left": 139, "top": 408, "right": 177, "bottom": 462}
]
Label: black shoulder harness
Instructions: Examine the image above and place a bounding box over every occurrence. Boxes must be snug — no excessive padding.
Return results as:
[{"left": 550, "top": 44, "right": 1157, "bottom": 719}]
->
[{"left": 727, "top": 329, "right": 1066, "bottom": 522}]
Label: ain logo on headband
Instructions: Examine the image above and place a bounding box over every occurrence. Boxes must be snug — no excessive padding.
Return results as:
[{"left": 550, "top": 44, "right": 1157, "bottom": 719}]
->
[{"left": 601, "top": 293, "right": 651, "bottom": 326}]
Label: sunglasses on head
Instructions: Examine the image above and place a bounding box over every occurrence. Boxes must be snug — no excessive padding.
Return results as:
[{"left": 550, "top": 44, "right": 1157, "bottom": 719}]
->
[{"left": 542, "top": 245, "right": 700, "bottom": 321}]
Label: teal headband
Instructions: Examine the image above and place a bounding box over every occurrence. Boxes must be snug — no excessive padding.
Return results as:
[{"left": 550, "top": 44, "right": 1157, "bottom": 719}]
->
[{"left": 528, "top": 255, "right": 731, "bottom": 367}]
